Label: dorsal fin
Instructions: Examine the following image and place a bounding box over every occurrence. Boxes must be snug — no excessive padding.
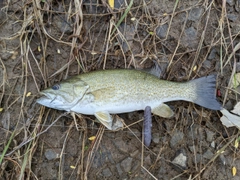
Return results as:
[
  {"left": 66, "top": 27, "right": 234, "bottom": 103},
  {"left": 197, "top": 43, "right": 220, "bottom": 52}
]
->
[{"left": 142, "top": 61, "right": 162, "bottom": 78}]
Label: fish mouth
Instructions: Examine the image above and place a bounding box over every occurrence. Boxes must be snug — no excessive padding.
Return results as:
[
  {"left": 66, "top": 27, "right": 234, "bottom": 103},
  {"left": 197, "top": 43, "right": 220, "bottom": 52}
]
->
[
  {"left": 38, "top": 92, "right": 51, "bottom": 99},
  {"left": 36, "top": 92, "right": 54, "bottom": 104}
]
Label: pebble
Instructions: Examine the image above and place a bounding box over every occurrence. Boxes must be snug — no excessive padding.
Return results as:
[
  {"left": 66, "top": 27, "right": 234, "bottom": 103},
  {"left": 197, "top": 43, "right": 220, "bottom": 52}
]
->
[
  {"left": 203, "top": 149, "right": 214, "bottom": 160},
  {"left": 128, "top": 128, "right": 141, "bottom": 138},
  {"left": 203, "top": 60, "right": 211, "bottom": 69},
  {"left": 188, "top": 7, "right": 203, "bottom": 21},
  {"left": 53, "top": 16, "right": 73, "bottom": 34},
  {"left": 185, "top": 27, "right": 197, "bottom": 38},
  {"left": 152, "top": 133, "right": 160, "bottom": 144},
  {"left": 171, "top": 150, "right": 187, "bottom": 169},
  {"left": 226, "top": 0, "right": 235, "bottom": 6},
  {"left": 181, "top": 27, "right": 198, "bottom": 48},
  {"left": 156, "top": 24, "right": 169, "bottom": 39},
  {"left": 188, "top": 145, "right": 194, "bottom": 153},
  {"left": 144, "top": 155, "right": 152, "bottom": 166},
  {"left": 236, "top": 62, "right": 240, "bottom": 72},
  {"left": 102, "top": 168, "right": 112, "bottom": 177},
  {"left": 0, "top": 51, "right": 12, "bottom": 61},
  {"left": 225, "top": 100, "right": 233, "bottom": 110},
  {"left": 208, "top": 48, "right": 217, "bottom": 60},
  {"left": 0, "top": 10, "right": 7, "bottom": 24},
  {"left": 118, "top": 23, "right": 135, "bottom": 52},
  {"left": 211, "top": 141, "right": 216, "bottom": 148},
  {"left": 114, "top": 0, "right": 125, "bottom": 9},
  {"left": 219, "top": 154, "right": 226, "bottom": 165},
  {"left": 44, "top": 149, "right": 60, "bottom": 160},
  {"left": 205, "top": 129, "right": 215, "bottom": 142},
  {"left": 130, "top": 150, "right": 139, "bottom": 158},
  {"left": 116, "top": 163, "right": 123, "bottom": 175},
  {"left": 121, "top": 157, "right": 133, "bottom": 172},
  {"left": 227, "top": 14, "right": 238, "bottom": 22},
  {"left": 231, "top": 23, "right": 240, "bottom": 34},
  {"left": 113, "top": 137, "right": 129, "bottom": 153},
  {"left": 170, "top": 131, "right": 184, "bottom": 148}
]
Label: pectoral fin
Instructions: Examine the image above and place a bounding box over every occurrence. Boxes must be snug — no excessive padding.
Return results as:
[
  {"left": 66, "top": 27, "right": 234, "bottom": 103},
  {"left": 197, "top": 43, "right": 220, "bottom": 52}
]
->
[
  {"left": 152, "top": 104, "right": 174, "bottom": 118},
  {"left": 94, "top": 111, "right": 113, "bottom": 130}
]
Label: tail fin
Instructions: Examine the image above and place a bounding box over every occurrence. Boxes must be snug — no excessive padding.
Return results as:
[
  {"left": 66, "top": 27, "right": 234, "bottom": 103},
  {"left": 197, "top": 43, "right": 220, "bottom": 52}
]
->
[{"left": 190, "top": 75, "right": 222, "bottom": 110}]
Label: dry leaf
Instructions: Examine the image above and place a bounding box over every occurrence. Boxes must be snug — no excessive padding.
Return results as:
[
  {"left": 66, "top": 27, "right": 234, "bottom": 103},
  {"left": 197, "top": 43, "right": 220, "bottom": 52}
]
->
[
  {"left": 234, "top": 138, "right": 239, "bottom": 148},
  {"left": 88, "top": 136, "right": 96, "bottom": 141},
  {"left": 232, "top": 166, "right": 237, "bottom": 176},
  {"left": 193, "top": 65, "right": 197, "bottom": 72},
  {"left": 232, "top": 73, "right": 240, "bottom": 88},
  {"left": 108, "top": 0, "right": 114, "bottom": 9},
  {"left": 26, "top": 92, "right": 31, "bottom": 97}
]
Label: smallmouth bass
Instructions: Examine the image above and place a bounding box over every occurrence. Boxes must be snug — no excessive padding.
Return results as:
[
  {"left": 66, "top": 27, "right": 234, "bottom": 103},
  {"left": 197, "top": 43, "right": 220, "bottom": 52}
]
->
[{"left": 37, "top": 69, "right": 222, "bottom": 129}]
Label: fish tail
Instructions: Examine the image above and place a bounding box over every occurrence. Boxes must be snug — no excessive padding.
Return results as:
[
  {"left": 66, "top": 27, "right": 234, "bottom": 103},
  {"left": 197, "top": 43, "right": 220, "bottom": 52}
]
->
[{"left": 190, "top": 75, "right": 222, "bottom": 110}]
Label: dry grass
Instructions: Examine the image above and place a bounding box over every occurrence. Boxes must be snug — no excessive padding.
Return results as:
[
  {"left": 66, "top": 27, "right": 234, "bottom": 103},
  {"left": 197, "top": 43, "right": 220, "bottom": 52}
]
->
[{"left": 0, "top": 0, "right": 240, "bottom": 179}]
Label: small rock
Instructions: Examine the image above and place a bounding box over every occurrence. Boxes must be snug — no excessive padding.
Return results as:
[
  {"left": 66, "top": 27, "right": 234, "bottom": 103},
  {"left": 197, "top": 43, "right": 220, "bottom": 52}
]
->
[
  {"left": 211, "top": 141, "right": 216, "bottom": 148},
  {"left": 44, "top": 149, "right": 60, "bottom": 160},
  {"left": 226, "top": 0, "right": 235, "bottom": 6},
  {"left": 203, "top": 149, "right": 214, "bottom": 160},
  {"left": 118, "top": 23, "right": 135, "bottom": 52},
  {"left": 170, "top": 131, "right": 184, "bottom": 148},
  {"left": 130, "top": 150, "right": 139, "bottom": 158},
  {"left": 205, "top": 129, "right": 215, "bottom": 142},
  {"left": 0, "top": 51, "right": 12, "bottom": 61},
  {"left": 156, "top": 24, "right": 169, "bottom": 39},
  {"left": 144, "top": 155, "right": 152, "bottom": 166},
  {"left": 188, "top": 145, "right": 194, "bottom": 153},
  {"left": 188, "top": 7, "right": 203, "bottom": 21},
  {"left": 208, "top": 48, "right": 217, "bottom": 60},
  {"left": 185, "top": 27, "right": 197, "bottom": 38},
  {"left": 102, "top": 168, "right": 112, "bottom": 177},
  {"left": 225, "top": 100, "right": 233, "bottom": 110},
  {"left": 203, "top": 60, "right": 211, "bottom": 69},
  {"left": 114, "top": 0, "right": 125, "bottom": 9},
  {"left": 0, "top": 10, "right": 7, "bottom": 24},
  {"left": 227, "top": 14, "right": 238, "bottom": 22},
  {"left": 121, "top": 157, "right": 133, "bottom": 172},
  {"left": 181, "top": 27, "right": 198, "bottom": 49},
  {"left": 152, "top": 133, "right": 160, "bottom": 144},
  {"left": 116, "top": 163, "right": 123, "bottom": 175},
  {"left": 53, "top": 15, "right": 73, "bottom": 34},
  {"left": 172, "top": 150, "right": 187, "bottom": 169},
  {"left": 127, "top": 128, "right": 141, "bottom": 138},
  {"left": 113, "top": 138, "right": 129, "bottom": 153},
  {"left": 195, "top": 153, "right": 202, "bottom": 164},
  {"left": 219, "top": 154, "right": 226, "bottom": 165},
  {"left": 112, "top": 115, "right": 124, "bottom": 130},
  {"left": 236, "top": 62, "right": 240, "bottom": 72},
  {"left": 231, "top": 23, "right": 240, "bottom": 34}
]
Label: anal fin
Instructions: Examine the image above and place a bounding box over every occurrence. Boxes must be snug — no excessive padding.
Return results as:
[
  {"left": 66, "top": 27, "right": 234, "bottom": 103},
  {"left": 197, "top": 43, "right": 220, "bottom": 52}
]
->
[
  {"left": 94, "top": 111, "right": 113, "bottom": 130},
  {"left": 152, "top": 104, "right": 174, "bottom": 118}
]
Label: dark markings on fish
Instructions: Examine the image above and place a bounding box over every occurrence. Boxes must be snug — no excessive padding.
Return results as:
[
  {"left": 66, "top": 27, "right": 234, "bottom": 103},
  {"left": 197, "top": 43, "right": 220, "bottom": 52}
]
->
[
  {"left": 143, "top": 106, "right": 152, "bottom": 147},
  {"left": 52, "top": 84, "right": 61, "bottom": 90}
]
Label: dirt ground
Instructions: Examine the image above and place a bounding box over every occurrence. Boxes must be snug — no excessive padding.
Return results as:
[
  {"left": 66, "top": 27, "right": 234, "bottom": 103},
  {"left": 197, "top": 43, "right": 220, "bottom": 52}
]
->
[{"left": 0, "top": 0, "right": 240, "bottom": 179}]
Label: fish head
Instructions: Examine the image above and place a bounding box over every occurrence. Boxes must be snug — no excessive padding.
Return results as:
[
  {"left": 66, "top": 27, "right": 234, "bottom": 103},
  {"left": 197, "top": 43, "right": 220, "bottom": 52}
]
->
[{"left": 37, "top": 78, "right": 89, "bottom": 111}]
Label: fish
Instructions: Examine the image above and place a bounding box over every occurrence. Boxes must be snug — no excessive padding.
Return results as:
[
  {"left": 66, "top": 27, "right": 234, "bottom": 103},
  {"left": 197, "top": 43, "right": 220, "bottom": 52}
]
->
[{"left": 37, "top": 69, "right": 222, "bottom": 130}]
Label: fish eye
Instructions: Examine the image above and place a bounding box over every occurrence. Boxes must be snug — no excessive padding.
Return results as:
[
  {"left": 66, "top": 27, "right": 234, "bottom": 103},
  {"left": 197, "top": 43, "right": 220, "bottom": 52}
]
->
[{"left": 52, "top": 84, "right": 61, "bottom": 90}]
